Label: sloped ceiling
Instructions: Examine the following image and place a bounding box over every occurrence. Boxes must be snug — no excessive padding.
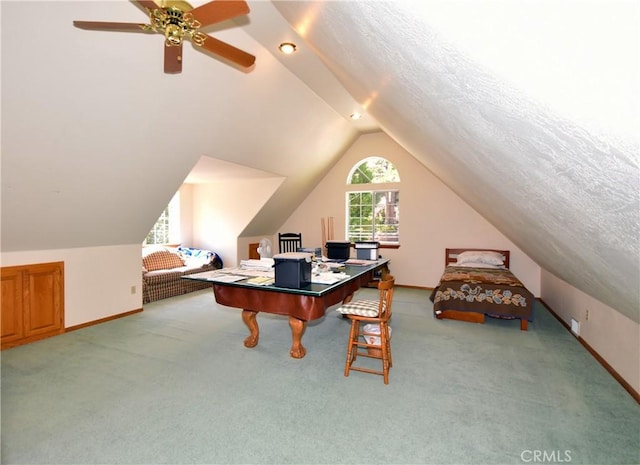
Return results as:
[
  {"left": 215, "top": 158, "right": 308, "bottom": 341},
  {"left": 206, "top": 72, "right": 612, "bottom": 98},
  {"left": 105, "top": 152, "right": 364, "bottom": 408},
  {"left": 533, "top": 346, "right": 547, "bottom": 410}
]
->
[
  {"left": 268, "top": 0, "right": 639, "bottom": 323},
  {"left": 0, "top": 0, "right": 361, "bottom": 252},
  {"left": 1, "top": 1, "right": 638, "bottom": 323}
]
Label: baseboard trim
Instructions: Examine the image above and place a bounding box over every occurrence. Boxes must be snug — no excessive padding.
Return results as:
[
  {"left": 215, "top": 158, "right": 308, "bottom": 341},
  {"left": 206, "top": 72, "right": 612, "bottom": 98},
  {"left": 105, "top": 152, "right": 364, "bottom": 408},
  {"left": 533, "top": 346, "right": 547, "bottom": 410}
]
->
[
  {"left": 538, "top": 298, "right": 639, "bottom": 404},
  {"left": 396, "top": 284, "right": 433, "bottom": 290},
  {"left": 2, "top": 308, "right": 143, "bottom": 350},
  {"left": 1, "top": 329, "right": 65, "bottom": 350},
  {"left": 65, "top": 307, "right": 143, "bottom": 333}
]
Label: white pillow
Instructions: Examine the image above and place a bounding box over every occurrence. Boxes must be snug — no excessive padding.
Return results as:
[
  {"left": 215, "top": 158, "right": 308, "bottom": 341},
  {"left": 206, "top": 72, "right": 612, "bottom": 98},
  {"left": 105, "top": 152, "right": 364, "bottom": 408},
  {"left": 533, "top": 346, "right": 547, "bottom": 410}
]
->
[
  {"left": 455, "top": 251, "right": 505, "bottom": 267},
  {"left": 454, "top": 261, "right": 502, "bottom": 269}
]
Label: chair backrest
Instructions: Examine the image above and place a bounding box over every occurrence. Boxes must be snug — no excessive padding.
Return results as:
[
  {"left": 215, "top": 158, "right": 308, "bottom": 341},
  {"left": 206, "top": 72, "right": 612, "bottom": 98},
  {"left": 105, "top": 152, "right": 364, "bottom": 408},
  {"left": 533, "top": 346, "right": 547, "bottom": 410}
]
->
[
  {"left": 278, "top": 232, "right": 302, "bottom": 253},
  {"left": 377, "top": 275, "right": 395, "bottom": 321}
]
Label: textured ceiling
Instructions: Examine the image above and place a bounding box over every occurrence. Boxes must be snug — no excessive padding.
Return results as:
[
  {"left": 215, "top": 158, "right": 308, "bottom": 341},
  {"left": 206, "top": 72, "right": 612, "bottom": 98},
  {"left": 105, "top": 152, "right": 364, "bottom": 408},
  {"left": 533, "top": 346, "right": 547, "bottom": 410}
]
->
[{"left": 272, "top": 0, "right": 639, "bottom": 322}]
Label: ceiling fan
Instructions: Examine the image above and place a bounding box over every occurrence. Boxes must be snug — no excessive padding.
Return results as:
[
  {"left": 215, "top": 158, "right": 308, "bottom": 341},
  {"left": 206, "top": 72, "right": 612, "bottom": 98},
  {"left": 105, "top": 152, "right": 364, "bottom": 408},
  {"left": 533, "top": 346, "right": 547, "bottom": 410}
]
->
[{"left": 73, "top": 0, "right": 255, "bottom": 74}]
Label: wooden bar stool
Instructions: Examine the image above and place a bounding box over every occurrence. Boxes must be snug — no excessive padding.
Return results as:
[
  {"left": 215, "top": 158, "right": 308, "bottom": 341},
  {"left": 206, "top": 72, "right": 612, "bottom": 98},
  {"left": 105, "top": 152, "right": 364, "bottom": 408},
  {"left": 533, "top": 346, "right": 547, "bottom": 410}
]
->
[{"left": 336, "top": 276, "right": 395, "bottom": 384}]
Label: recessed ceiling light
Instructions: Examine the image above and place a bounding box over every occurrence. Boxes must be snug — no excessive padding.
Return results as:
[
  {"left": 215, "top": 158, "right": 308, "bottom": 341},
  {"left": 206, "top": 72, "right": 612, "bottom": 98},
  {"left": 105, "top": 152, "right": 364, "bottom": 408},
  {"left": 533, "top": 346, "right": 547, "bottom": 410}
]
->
[
  {"left": 350, "top": 112, "right": 362, "bottom": 120},
  {"left": 278, "top": 42, "right": 297, "bottom": 54}
]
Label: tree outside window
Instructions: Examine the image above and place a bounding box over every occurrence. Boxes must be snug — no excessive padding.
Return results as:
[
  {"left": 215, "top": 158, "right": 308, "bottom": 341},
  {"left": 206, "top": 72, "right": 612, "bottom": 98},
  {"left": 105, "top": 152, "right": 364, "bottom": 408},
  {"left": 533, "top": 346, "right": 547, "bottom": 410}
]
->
[
  {"left": 144, "top": 192, "right": 181, "bottom": 245},
  {"left": 346, "top": 157, "right": 400, "bottom": 244}
]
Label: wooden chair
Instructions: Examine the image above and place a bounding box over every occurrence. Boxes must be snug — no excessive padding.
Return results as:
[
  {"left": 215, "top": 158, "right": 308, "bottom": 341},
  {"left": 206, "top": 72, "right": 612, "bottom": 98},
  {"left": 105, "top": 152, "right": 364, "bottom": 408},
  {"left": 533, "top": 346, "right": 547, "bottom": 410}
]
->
[
  {"left": 278, "top": 232, "right": 302, "bottom": 253},
  {"left": 336, "top": 275, "right": 395, "bottom": 384}
]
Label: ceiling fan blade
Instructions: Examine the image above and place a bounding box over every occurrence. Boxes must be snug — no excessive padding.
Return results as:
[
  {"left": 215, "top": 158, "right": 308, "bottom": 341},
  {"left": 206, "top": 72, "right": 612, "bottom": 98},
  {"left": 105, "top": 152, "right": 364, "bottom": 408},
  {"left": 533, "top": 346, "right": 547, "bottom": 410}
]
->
[
  {"left": 132, "top": 0, "right": 159, "bottom": 13},
  {"left": 195, "top": 34, "right": 255, "bottom": 68},
  {"left": 189, "top": 0, "right": 249, "bottom": 28},
  {"left": 73, "top": 21, "right": 150, "bottom": 33},
  {"left": 164, "top": 43, "right": 183, "bottom": 74}
]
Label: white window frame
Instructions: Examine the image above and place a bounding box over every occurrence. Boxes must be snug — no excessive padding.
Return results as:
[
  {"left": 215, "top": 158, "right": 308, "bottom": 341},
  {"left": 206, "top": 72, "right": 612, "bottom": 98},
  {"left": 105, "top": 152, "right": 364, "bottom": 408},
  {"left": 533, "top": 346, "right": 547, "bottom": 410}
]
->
[{"left": 346, "top": 157, "right": 400, "bottom": 245}]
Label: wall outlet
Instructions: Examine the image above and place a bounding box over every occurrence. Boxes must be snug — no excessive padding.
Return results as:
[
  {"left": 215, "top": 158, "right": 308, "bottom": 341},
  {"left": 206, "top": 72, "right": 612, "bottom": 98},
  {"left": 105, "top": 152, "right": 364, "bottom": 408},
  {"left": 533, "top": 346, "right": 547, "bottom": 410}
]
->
[
  {"left": 130, "top": 285, "right": 136, "bottom": 295},
  {"left": 585, "top": 308, "right": 590, "bottom": 321},
  {"left": 570, "top": 318, "right": 580, "bottom": 336}
]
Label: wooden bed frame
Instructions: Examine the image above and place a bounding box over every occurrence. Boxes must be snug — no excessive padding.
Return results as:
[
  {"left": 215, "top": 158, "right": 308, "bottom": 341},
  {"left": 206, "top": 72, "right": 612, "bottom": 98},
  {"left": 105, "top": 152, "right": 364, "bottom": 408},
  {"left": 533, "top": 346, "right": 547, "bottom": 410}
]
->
[
  {"left": 444, "top": 248, "right": 510, "bottom": 269},
  {"left": 435, "top": 248, "right": 528, "bottom": 330}
]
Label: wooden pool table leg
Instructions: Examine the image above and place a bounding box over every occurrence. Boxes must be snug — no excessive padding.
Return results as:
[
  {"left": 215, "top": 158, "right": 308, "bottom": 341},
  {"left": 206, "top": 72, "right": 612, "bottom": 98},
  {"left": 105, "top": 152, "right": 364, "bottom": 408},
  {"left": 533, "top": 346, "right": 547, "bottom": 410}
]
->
[
  {"left": 288, "top": 316, "right": 307, "bottom": 359},
  {"left": 242, "top": 309, "right": 259, "bottom": 348}
]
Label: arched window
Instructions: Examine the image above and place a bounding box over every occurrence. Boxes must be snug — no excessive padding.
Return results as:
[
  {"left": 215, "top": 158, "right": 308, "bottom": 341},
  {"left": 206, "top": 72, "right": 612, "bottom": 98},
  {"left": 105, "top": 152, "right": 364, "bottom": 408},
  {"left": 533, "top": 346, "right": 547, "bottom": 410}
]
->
[{"left": 346, "top": 157, "right": 400, "bottom": 244}]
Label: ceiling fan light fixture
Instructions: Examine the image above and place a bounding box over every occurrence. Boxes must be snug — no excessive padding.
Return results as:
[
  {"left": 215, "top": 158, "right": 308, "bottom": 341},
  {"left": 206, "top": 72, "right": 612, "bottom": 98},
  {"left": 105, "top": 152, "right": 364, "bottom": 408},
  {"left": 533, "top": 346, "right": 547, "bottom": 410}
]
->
[
  {"left": 165, "top": 23, "right": 183, "bottom": 45},
  {"left": 278, "top": 42, "right": 297, "bottom": 54}
]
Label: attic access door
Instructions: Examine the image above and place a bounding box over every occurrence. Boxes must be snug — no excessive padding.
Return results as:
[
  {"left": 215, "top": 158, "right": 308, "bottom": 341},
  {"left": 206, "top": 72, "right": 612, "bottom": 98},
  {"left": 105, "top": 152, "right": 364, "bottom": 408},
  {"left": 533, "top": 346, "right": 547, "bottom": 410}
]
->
[{"left": 1, "top": 262, "right": 65, "bottom": 349}]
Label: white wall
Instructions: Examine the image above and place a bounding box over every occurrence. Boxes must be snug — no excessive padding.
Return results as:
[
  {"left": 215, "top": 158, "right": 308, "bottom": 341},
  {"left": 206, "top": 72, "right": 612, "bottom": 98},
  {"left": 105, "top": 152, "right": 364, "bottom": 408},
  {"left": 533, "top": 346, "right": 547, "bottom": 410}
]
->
[
  {"left": 279, "top": 131, "right": 638, "bottom": 394},
  {"left": 280, "top": 132, "right": 541, "bottom": 292},
  {"left": 190, "top": 177, "right": 283, "bottom": 268},
  {"left": 0, "top": 175, "right": 282, "bottom": 330},
  {"left": 1, "top": 245, "right": 142, "bottom": 328},
  {"left": 238, "top": 235, "right": 278, "bottom": 262},
  {"left": 541, "top": 270, "right": 640, "bottom": 394},
  {"left": 179, "top": 184, "right": 195, "bottom": 246}
]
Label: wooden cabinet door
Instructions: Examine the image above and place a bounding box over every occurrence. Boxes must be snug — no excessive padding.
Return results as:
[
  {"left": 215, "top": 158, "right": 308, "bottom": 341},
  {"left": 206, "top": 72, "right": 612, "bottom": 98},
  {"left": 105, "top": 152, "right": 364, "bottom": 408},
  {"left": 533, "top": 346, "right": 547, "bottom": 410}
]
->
[
  {"left": 24, "top": 262, "right": 64, "bottom": 338},
  {"left": 1, "top": 262, "right": 64, "bottom": 349},
  {"left": 248, "top": 243, "right": 260, "bottom": 260},
  {"left": 1, "top": 268, "right": 25, "bottom": 344}
]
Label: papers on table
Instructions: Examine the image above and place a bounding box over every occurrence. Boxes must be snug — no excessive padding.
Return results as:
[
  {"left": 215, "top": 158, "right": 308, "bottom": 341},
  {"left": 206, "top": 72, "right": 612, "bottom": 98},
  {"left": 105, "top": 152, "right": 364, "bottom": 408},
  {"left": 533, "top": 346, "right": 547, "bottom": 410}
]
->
[
  {"left": 210, "top": 275, "right": 246, "bottom": 283},
  {"left": 209, "top": 259, "right": 275, "bottom": 279},
  {"left": 311, "top": 272, "right": 350, "bottom": 284},
  {"left": 344, "top": 259, "right": 378, "bottom": 266},
  {"left": 239, "top": 258, "right": 274, "bottom": 272},
  {"left": 219, "top": 266, "right": 274, "bottom": 278},
  {"left": 191, "top": 265, "right": 352, "bottom": 286},
  {"left": 246, "top": 276, "right": 275, "bottom": 286},
  {"left": 187, "top": 269, "right": 275, "bottom": 285},
  {"left": 190, "top": 271, "right": 247, "bottom": 283},
  {"left": 324, "top": 261, "right": 346, "bottom": 270}
]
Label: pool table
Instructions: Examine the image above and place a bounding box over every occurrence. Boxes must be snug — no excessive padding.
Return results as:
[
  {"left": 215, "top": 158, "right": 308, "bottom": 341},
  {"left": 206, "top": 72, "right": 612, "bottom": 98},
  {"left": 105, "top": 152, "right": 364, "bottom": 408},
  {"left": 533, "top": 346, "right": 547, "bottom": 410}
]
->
[{"left": 184, "top": 259, "right": 390, "bottom": 358}]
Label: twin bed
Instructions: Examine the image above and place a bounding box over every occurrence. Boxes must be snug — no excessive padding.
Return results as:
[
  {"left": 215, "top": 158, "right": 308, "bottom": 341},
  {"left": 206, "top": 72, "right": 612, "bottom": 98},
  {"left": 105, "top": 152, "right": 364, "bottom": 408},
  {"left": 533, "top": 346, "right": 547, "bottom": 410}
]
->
[{"left": 430, "top": 248, "right": 534, "bottom": 330}]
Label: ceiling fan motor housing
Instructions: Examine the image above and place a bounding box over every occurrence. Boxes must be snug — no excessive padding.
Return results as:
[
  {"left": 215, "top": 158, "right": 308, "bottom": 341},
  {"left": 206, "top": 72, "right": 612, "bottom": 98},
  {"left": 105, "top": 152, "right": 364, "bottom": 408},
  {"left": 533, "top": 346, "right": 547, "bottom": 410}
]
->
[{"left": 151, "top": 7, "right": 196, "bottom": 46}]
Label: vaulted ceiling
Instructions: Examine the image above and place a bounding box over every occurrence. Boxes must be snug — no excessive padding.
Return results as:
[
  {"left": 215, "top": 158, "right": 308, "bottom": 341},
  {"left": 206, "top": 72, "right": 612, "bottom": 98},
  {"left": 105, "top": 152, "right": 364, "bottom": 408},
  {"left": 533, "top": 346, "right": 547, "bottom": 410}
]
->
[{"left": 1, "top": 1, "right": 637, "bottom": 323}]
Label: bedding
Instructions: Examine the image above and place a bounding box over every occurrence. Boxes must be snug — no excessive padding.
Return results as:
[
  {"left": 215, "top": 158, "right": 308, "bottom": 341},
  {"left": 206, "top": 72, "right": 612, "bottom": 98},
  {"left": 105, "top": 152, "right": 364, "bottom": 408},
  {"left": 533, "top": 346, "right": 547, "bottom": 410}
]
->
[{"left": 430, "top": 248, "right": 534, "bottom": 330}]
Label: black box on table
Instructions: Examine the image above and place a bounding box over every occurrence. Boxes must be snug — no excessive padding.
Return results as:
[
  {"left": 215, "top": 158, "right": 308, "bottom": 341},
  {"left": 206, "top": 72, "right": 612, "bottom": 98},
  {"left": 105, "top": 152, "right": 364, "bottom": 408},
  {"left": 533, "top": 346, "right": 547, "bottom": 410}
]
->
[
  {"left": 325, "top": 241, "right": 351, "bottom": 260},
  {"left": 355, "top": 241, "right": 380, "bottom": 260},
  {"left": 273, "top": 252, "right": 312, "bottom": 288}
]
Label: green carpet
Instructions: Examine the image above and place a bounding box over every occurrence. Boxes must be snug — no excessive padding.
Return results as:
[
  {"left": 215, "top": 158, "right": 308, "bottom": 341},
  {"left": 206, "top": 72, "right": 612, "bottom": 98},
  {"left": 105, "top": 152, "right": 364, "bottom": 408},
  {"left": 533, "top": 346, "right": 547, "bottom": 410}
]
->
[{"left": 1, "top": 287, "right": 638, "bottom": 465}]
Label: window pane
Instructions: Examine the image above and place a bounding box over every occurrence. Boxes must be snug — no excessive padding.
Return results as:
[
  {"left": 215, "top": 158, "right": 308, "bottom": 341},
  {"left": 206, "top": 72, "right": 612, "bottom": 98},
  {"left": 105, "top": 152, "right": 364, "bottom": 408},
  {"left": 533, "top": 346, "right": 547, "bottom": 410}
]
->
[
  {"left": 346, "top": 157, "right": 399, "bottom": 244},
  {"left": 350, "top": 162, "right": 373, "bottom": 184},
  {"left": 347, "top": 189, "right": 399, "bottom": 244},
  {"left": 373, "top": 191, "right": 399, "bottom": 243},
  {"left": 144, "top": 193, "right": 180, "bottom": 245},
  {"left": 145, "top": 207, "right": 170, "bottom": 245},
  {"left": 348, "top": 157, "right": 400, "bottom": 184},
  {"left": 369, "top": 158, "right": 399, "bottom": 183}
]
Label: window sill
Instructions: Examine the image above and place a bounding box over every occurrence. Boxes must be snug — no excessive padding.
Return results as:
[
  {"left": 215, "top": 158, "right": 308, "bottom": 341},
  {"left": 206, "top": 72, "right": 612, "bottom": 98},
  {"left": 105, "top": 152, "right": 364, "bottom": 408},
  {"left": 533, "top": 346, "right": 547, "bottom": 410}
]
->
[{"left": 350, "top": 243, "right": 399, "bottom": 249}]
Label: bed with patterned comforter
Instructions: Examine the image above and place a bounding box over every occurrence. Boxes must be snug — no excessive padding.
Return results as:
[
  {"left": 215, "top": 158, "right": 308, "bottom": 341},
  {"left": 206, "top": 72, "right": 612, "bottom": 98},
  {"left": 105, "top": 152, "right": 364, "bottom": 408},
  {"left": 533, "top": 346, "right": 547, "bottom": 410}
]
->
[{"left": 430, "top": 249, "right": 534, "bottom": 330}]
